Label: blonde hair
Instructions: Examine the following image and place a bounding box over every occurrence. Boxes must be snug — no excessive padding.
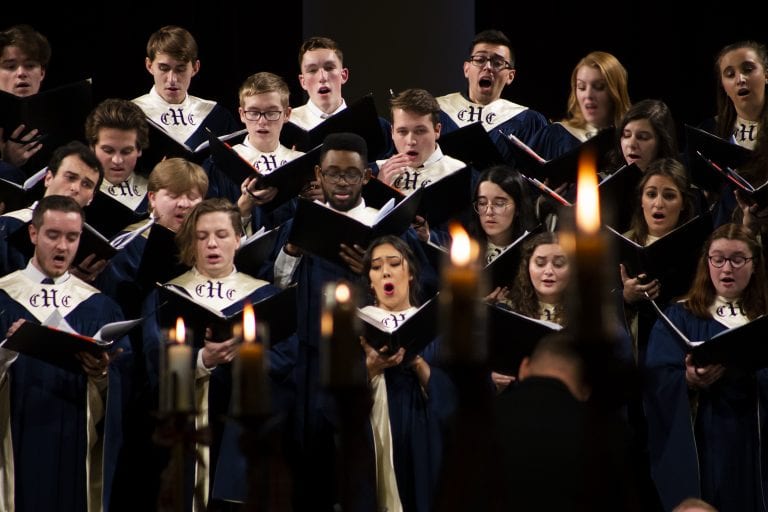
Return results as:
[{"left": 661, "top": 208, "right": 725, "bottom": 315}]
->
[
  {"left": 147, "top": 157, "right": 208, "bottom": 198},
  {"left": 565, "top": 51, "right": 631, "bottom": 129},
  {"left": 238, "top": 72, "right": 290, "bottom": 109}
]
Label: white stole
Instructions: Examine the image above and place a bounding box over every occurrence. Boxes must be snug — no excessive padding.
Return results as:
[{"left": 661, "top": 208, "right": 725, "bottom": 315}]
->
[
  {"left": 437, "top": 92, "right": 528, "bottom": 132},
  {"left": 99, "top": 173, "right": 148, "bottom": 211},
  {"left": 133, "top": 88, "right": 216, "bottom": 144}
]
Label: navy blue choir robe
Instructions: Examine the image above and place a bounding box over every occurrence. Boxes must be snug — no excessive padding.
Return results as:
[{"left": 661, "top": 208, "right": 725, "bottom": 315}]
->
[
  {"left": 436, "top": 92, "right": 548, "bottom": 165},
  {"left": 0, "top": 270, "right": 131, "bottom": 512},
  {"left": 644, "top": 303, "right": 768, "bottom": 512},
  {"left": 140, "top": 270, "right": 298, "bottom": 510},
  {"left": 0, "top": 208, "right": 32, "bottom": 277},
  {"left": 362, "top": 328, "right": 456, "bottom": 512},
  {"left": 267, "top": 216, "right": 440, "bottom": 511},
  {"left": 529, "top": 121, "right": 585, "bottom": 160}
]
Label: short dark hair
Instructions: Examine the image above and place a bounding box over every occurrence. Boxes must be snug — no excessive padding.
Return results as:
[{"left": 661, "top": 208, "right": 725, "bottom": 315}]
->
[
  {"left": 389, "top": 88, "right": 441, "bottom": 126},
  {"left": 85, "top": 98, "right": 150, "bottom": 151},
  {"left": 471, "top": 29, "right": 514, "bottom": 67},
  {"left": 0, "top": 24, "right": 51, "bottom": 69},
  {"left": 298, "top": 36, "right": 343, "bottom": 68},
  {"left": 31, "top": 194, "right": 83, "bottom": 229},
  {"left": 47, "top": 140, "right": 105, "bottom": 190},
  {"left": 319, "top": 132, "right": 368, "bottom": 165}
]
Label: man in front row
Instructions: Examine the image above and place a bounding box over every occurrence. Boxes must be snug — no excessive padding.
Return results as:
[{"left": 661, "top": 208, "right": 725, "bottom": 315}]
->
[{"left": 0, "top": 195, "right": 130, "bottom": 511}]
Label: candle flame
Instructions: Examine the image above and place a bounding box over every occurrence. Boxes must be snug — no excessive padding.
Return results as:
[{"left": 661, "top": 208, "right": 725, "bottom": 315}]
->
[
  {"left": 175, "top": 317, "right": 185, "bottom": 344},
  {"left": 449, "top": 223, "right": 472, "bottom": 266},
  {"left": 335, "top": 282, "right": 351, "bottom": 303},
  {"left": 243, "top": 302, "right": 256, "bottom": 343},
  {"left": 576, "top": 148, "right": 600, "bottom": 234}
]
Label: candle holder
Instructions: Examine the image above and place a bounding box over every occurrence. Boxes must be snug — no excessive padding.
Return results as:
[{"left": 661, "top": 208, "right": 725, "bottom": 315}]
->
[
  {"left": 319, "top": 280, "right": 366, "bottom": 389},
  {"left": 153, "top": 410, "right": 210, "bottom": 512},
  {"left": 320, "top": 280, "right": 373, "bottom": 509}
]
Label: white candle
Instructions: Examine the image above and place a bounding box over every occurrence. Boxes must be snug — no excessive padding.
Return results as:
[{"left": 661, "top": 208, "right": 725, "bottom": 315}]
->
[
  {"left": 572, "top": 149, "right": 609, "bottom": 341},
  {"left": 233, "top": 303, "right": 269, "bottom": 416},
  {"left": 441, "top": 224, "right": 484, "bottom": 363},
  {"left": 167, "top": 317, "right": 193, "bottom": 412}
]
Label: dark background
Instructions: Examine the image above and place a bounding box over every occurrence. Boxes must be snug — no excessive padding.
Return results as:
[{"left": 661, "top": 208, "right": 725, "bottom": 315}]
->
[{"left": 4, "top": 1, "right": 766, "bottom": 145}]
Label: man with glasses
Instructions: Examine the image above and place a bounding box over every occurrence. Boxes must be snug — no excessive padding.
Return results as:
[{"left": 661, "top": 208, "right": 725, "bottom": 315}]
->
[
  {"left": 436, "top": 29, "right": 547, "bottom": 151},
  {"left": 204, "top": 72, "right": 304, "bottom": 233}
]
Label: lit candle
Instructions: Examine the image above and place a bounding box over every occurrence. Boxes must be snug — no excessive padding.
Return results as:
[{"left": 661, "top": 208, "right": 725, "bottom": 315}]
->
[
  {"left": 166, "top": 317, "right": 193, "bottom": 412},
  {"left": 441, "top": 224, "right": 484, "bottom": 363},
  {"left": 233, "top": 302, "right": 270, "bottom": 417},
  {"left": 320, "top": 281, "right": 363, "bottom": 388},
  {"left": 572, "top": 148, "right": 609, "bottom": 341}
]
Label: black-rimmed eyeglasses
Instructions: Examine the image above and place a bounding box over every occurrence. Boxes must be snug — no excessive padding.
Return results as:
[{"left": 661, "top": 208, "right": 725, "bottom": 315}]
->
[
  {"left": 467, "top": 54, "right": 512, "bottom": 71},
  {"left": 707, "top": 254, "right": 753, "bottom": 268},
  {"left": 242, "top": 110, "right": 283, "bottom": 121}
]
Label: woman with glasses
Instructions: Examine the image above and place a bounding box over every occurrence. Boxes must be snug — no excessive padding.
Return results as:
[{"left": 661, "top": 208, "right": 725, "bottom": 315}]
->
[
  {"left": 644, "top": 223, "right": 768, "bottom": 512},
  {"left": 470, "top": 165, "right": 537, "bottom": 301},
  {"left": 530, "top": 51, "right": 631, "bottom": 160}
]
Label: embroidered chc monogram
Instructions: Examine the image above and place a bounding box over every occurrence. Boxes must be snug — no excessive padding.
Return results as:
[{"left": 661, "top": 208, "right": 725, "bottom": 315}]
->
[
  {"left": 160, "top": 107, "right": 196, "bottom": 127},
  {"left": 715, "top": 301, "right": 746, "bottom": 317},
  {"left": 194, "top": 280, "right": 237, "bottom": 301},
  {"left": 107, "top": 182, "right": 142, "bottom": 197},
  {"left": 458, "top": 105, "right": 484, "bottom": 123},
  {"left": 29, "top": 287, "right": 73, "bottom": 309},
  {"left": 381, "top": 312, "right": 408, "bottom": 329},
  {"left": 393, "top": 170, "right": 422, "bottom": 191},
  {"left": 257, "top": 154, "right": 282, "bottom": 172}
]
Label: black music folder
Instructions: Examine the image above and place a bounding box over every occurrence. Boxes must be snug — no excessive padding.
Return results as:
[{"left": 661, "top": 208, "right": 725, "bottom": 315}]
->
[
  {"left": 416, "top": 166, "right": 473, "bottom": 226},
  {"left": 0, "top": 79, "right": 92, "bottom": 147},
  {"left": 438, "top": 122, "right": 505, "bottom": 170},
  {"left": 649, "top": 299, "right": 768, "bottom": 371},
  {"left": 136, "top": 224, "right": 186, "bottom": 289},
  {"left": 1, "top": 316, "right": 142, "bottom": 374},
  {"left": 482, "top": 227, "right": 543, "bottom": 290},
  {"left": 156, "top": 283, "right": 297, "bottom": 344},
  {"left": 280, "top": 94, "right": 386, "bottom": 158},
  {"left": 693, "top": 148, "right": 768, "bottom": 209},
  {"left": 0, "top": 167, "right": 46, "bottom": 212},
  {"left": 234, "top": 225, "right": 282, "bottom": 278},
  {"left": 504, "top": 128, "right": 614, "bottom": 189},
  {"left": 598, "top": 163, "right": 643, "bottom": 232},
  {"left": 206, "top": 130, "right": 321, "bottom": 211},
  {"left": 84, "top": 192, "right": 149, "bottom": 240},
  {"left": 141, "top": 119, "right": 246, "bottom": 170},
  {"left": 363, "top": 166, "right": 472, "bottom": 226},
  {"left": 684, "top": 124, "right": 753, "bottom": 196},
  {"left": 287, "top": 191, "right": 422, "bottom": 268},
  {"left": 357, "top": 295, "right": 439, "bottom": 357},
  {"left": 487, "top": 304, "right": 562, "bottom": 376},
  {"left": 607, "top": 213, "right": 713, "bottom": 298}
]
